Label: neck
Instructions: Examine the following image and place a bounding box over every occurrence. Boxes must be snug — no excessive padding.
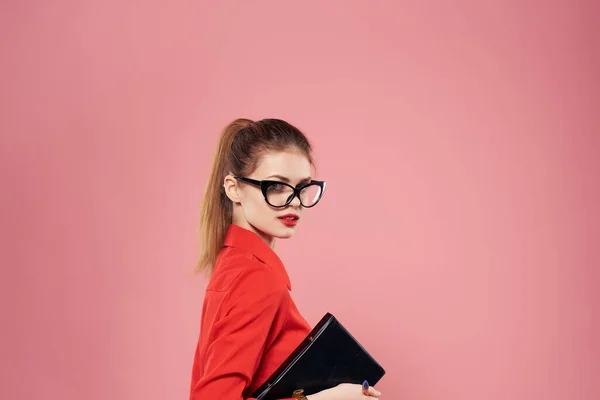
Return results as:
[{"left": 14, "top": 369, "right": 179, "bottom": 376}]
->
[
  {"left": 231, "top": 218, "right": 276, "bottom": 249},
  {"left": 256, "top": 228, "right": 276, "bottom": 249}
]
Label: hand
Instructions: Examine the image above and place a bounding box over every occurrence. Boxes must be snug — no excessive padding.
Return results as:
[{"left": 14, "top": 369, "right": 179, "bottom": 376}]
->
[{"left": 307, "top": 383, "right": 382, "bottom": 400}]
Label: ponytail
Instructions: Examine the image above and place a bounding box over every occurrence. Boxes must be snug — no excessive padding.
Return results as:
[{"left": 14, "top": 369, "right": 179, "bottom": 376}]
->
[{"left": 196, "top": 118, "right": 254, "bottom": 275}]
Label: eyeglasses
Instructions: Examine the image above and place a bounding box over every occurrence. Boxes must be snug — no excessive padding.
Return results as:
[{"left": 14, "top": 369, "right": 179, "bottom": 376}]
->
[{"left": 234, "top": 176, "right": 326, "bottom": 208}]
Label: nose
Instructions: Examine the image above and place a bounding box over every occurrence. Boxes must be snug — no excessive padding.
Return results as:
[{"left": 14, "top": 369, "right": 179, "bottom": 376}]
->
[{"left": 289, "top": 193, "right": 302, "bottom": 208}]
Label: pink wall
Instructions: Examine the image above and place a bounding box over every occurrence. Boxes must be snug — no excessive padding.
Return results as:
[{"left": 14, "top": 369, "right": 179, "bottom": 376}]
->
[{"left": 1, "top": 1, "right": 598, "bottom": 399}]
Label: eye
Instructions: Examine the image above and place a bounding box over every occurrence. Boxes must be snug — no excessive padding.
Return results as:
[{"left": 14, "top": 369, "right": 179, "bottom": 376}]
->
[{"left": 271, "top": 183, "right": 286, "bottom": 191}]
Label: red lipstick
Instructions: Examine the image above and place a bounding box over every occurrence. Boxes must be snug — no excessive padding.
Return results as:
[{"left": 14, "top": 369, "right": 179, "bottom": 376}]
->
[{"left": 278, "top": 213, "right": 299, "bottom": 227}]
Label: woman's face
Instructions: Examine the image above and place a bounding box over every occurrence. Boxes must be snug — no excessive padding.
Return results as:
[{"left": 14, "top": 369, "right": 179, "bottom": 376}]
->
[{"left": 225, "top": 150, "right": 313, "bottom": 246}]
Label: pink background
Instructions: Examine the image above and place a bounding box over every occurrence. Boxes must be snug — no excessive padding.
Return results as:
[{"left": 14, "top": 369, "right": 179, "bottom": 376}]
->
[{"left": 1, "top": 1, "right": 598, "bottom": 399}]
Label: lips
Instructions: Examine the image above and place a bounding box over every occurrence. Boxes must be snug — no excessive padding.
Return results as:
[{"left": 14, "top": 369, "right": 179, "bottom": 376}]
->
[
  {"left": 278, "top": 214, "right": 299, "bottom": 220},
  {"left": 278, "top": 214, "right": 299, "bottom": 226}
]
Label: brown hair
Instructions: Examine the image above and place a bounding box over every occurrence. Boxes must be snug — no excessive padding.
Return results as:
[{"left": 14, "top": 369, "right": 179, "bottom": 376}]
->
[{"left": 196, "top": 118, "right": 314, "bottom": 275}]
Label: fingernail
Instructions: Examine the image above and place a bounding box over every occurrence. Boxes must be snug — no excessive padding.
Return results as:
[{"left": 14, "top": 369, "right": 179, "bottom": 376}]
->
[{"left": 363, "top": 380, "right": 369, "bottom": 390}]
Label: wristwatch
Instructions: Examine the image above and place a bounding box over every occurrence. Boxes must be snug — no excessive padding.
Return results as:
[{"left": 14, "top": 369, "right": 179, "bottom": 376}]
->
[{"left": 292, "top": 389, "right": 308, "bottom": 400}]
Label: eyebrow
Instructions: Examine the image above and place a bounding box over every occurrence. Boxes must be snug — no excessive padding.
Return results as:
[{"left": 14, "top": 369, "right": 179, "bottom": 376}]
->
[{"left": 266, "top": 174, "right": 312, "bottom": 184}]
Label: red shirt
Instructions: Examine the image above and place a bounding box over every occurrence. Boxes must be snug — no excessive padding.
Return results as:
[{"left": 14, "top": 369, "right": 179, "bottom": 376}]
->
[{"left": 189, "top": 224, "right": 311, "bottom": 400}]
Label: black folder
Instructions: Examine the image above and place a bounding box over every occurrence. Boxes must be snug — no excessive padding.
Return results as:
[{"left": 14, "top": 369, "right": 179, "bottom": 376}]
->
[{"left": 249, "top": 313, "right": 386, "bottom": 400}]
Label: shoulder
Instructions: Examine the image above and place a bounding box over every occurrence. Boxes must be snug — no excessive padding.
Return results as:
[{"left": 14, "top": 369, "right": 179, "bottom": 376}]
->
[{"left": 208, "top": 247, "right": 288, "bottom": 300}]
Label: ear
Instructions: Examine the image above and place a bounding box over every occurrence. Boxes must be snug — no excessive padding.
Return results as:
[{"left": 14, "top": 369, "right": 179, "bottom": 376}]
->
[{"left": 223, "top": 175, "right": 242, "bottom": 204}]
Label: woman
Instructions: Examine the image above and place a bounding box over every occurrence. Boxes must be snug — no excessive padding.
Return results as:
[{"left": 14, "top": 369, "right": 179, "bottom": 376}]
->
[{"left": 190, "top": 118, "right": 382, "bottom": 400}]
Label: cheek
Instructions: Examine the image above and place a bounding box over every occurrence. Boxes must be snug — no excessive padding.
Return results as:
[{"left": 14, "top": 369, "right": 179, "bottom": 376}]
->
[
  {"left": 242, "top": 192, "right": 285, "bottom": 234},
  {"left": 243, "top": 191, "right": 273, "bottom": 220}
]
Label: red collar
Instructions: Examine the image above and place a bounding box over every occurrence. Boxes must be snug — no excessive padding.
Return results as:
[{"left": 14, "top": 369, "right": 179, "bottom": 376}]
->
[{"left": 223, "top": 224, "right": 292, "bottom": 291}]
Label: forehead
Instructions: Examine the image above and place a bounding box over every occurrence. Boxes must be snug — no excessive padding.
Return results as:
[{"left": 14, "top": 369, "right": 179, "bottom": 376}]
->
[{"left": 252, "top": 150, "right": 312, "bottom": 180}]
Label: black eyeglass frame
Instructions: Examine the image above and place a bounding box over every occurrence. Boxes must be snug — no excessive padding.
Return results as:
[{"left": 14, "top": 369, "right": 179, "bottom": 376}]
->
[{"left": 233, "top": 176, "right": 326, "bottom": 208}]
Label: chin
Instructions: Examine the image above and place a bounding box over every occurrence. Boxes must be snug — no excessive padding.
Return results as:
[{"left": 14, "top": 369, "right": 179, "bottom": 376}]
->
[
  {"left": 275, "top": 228, "right": 296, "bottom": 239},
  {"left": 267, "top": 223, "right": 299, "bottom": 239},
  {"left": 251, "top": 222, "right": 297, "bottom": 241}
]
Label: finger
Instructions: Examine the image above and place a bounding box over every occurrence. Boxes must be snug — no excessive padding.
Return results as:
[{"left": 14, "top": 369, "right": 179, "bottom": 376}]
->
[{"left": 367, "top": 386, "right": 382, "bottom": 397}]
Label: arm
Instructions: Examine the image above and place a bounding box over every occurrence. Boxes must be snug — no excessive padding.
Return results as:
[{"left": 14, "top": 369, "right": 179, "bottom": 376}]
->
[{"left": 190, "top": 267, "right": 289, "bottom": 400}]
